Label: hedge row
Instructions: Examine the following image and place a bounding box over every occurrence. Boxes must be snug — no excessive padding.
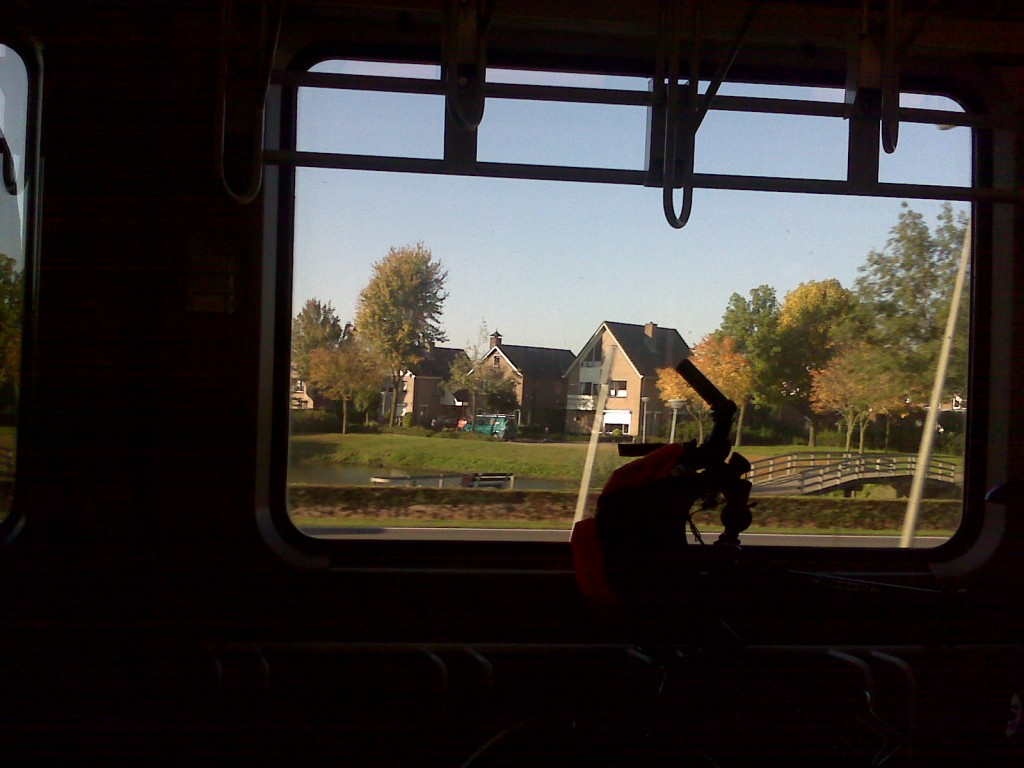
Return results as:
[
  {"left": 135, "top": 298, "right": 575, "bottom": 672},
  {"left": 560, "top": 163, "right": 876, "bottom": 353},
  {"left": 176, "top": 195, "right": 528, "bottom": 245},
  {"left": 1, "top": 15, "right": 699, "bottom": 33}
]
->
[{"left": 287, "top": 485, "right": 960, "bottom": 530}]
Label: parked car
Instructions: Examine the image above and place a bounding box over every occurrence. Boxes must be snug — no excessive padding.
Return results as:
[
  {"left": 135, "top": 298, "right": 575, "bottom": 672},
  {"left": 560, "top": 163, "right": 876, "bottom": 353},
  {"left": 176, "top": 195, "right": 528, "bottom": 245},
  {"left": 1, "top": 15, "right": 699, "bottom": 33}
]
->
[
  {"left": 430, "top": 415, "right": 460, "bottom": 430},
  {"left": 462, "top": 414, "right": 517, "bottom": 440}
]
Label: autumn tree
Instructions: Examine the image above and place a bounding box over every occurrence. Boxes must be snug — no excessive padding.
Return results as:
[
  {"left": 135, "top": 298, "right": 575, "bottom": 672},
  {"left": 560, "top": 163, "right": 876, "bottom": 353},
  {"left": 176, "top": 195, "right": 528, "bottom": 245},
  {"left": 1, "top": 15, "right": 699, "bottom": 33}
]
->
[
  {"left": 810, "top": 343, "right": 902, "bottom": 452},
  {"left": 776, "top": 279, "right": 860, "bottom": 445},
  {"left": 355, "top": 243, "right": 448, "bottom": 426},
  {"left": 307, "top": 330, "right": 389, "bottom": 434},
  {"left": 656, "top": 335, "right": 753, "bottom": 445},
  {"left": 656, "top": 366, "right": 711, "bottom": 442},
  {"left": 291, "top": 298, "right": 345, "bottom": 382}
]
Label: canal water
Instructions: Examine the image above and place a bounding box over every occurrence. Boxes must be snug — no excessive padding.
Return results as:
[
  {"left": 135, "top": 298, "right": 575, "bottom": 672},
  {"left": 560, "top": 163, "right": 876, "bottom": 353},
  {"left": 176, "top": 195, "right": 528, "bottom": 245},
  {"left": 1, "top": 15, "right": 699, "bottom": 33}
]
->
[{"left": 288, "top": 462, "right": 580, "bottom": 491}]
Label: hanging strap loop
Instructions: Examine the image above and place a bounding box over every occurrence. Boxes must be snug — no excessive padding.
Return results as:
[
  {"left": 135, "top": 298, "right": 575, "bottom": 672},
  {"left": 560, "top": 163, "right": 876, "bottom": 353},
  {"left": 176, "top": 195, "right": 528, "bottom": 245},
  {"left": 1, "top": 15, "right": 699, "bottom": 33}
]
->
[
  {"left": 661, "top": 1, "right": 760, "bottom": 229},
  {"left": 444, "top": 0, "right": 496, "bottom": 132},
  {"left": 880, "top": 0, "right": 901, "bottom": 154},
  {"left": 0, "top": 127, "right": 16, "bottom": 196},
  {"left": 216, "top": 0, "right": 286, "bottom": 205},
  {"left": 662, "top": 0, "right": 700, "bottom": 229}
]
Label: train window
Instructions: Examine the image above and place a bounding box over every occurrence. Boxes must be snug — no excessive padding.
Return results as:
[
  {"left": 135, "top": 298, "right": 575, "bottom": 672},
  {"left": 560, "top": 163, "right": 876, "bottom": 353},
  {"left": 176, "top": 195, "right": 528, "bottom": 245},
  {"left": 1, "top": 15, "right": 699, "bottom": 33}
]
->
[
  {"left": 478, "top": 70, "right": 648, "bottom": 170},
  {"left": 277, "top": 55, "right": 973, "bottom": 552},
  {"left": 0, "top": 44, "right": 31, "bottom": 526},
  {"left": 297, "top": 61, "right": 445, "bottom": 159}
]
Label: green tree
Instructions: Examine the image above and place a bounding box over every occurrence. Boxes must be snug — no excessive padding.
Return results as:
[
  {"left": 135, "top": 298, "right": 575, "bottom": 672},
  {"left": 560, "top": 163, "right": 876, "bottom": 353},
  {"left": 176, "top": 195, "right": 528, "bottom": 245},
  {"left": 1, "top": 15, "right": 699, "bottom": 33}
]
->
[
  {"left": 716, "top": 285, "right": 782, "bottom": 408},
  {"left": 355, "top": 243, "right": 448, "bottom": 426},
  {"left": 854, "top": 202, "right": 969, "bottom": 403},
  {"left": 291, "top": 298, "right": 344, "bottom": 382}
]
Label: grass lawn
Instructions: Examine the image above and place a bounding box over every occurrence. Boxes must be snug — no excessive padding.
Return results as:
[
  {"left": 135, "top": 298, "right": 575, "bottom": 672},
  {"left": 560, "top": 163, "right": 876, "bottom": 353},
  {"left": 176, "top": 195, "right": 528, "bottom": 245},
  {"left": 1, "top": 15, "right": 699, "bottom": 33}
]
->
[
  {"left": 290, "top": 431, "right": 963, "bottom": 482},
  {"left": 290, "top": 432, "right": 630, "bottom": 483}
]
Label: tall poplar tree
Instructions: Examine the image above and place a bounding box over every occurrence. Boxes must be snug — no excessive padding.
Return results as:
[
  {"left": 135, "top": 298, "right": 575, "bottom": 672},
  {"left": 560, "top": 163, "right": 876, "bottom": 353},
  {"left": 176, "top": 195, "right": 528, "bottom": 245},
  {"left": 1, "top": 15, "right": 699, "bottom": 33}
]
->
[{"left": 355, "top": 243, "right": 448, "bottom": 427}]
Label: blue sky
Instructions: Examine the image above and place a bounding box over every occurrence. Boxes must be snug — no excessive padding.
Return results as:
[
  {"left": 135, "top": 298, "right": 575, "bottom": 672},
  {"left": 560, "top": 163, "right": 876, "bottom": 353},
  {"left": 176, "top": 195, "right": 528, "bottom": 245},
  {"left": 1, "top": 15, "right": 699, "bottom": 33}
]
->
[{"left": 292, "top": 61, "right": 971, "bottom": 354}]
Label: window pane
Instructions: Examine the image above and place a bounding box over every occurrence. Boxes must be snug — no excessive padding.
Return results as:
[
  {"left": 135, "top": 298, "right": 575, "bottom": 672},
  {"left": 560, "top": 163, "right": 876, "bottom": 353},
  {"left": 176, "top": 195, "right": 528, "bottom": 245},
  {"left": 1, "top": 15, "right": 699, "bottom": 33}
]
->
[
  {"left": 478, "top": 99, "right": 648, "bottom": 170},
  {"left": 288, "top": 67, "right": 971, "bottom": 549},
  {"left": 0, "top": 45, "right": 29, "bottom": 523}
]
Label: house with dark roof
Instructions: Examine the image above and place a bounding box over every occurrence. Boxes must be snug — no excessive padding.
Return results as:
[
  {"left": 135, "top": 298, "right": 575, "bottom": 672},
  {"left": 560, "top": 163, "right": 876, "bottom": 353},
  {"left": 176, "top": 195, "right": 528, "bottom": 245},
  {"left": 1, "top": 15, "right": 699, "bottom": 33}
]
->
[
  {"left": 564, "top": 321, "right": 691, "bottom": 438},
  {"left": 479, "top": 332, "right": 575, "bottom": 430},
  {"left": 394, "top": 343, "right": 469, "bottom": 427}
]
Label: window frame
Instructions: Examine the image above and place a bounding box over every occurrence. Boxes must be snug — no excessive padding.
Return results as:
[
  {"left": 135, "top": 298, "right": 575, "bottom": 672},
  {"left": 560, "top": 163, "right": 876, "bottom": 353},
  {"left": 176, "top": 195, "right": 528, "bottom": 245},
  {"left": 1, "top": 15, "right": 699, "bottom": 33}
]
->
[
  {"left": 0, "top": 35, "right": 41, "bottom": 548},
  {"left": 257, "top": 33, "right": 1000, "bottom": 580}
]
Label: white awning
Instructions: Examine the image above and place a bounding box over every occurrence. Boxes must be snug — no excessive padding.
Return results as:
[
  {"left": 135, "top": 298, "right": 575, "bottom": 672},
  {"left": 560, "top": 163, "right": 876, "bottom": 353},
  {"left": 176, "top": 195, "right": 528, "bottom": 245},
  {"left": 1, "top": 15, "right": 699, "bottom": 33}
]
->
[{"left": 602, "top": 409, "right": 632, "bottom": 426}]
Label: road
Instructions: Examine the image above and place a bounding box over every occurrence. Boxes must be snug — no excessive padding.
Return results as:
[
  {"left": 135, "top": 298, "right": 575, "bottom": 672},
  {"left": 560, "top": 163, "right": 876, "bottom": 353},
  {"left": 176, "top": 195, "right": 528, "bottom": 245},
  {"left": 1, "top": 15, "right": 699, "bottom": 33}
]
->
[{"left": 299, "top": 526, "right": 948, "bottom": 548}]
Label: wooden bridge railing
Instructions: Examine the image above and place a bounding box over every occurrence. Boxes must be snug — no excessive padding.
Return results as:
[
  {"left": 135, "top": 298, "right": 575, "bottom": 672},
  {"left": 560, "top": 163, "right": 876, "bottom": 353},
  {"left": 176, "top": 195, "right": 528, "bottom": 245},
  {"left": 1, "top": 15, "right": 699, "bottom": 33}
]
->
[{"left": 744, "top": 452, "right": 960, "bottom": 495}]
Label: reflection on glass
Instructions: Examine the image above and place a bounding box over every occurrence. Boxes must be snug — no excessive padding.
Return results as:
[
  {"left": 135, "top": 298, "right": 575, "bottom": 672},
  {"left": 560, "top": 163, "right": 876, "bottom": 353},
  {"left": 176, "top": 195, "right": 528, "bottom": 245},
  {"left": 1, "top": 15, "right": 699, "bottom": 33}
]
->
[
  {"left": 0, "top": 45, "right": 27, "bottom": 522},
  {"left": 286, "top": 64, "right": 972, "bottom": 548}
]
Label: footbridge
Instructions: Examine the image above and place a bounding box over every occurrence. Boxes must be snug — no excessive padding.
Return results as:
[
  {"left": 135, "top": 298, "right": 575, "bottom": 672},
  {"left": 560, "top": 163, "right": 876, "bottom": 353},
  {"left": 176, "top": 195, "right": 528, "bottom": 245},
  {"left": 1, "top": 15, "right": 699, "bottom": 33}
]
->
[{"left": 744, "top": 452, "right": 961, "bottom": 496}]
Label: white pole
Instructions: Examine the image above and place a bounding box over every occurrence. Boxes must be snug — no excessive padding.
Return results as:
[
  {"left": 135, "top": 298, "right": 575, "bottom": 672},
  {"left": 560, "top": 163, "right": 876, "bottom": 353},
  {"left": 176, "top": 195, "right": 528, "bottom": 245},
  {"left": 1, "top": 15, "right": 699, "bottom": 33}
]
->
[
  {"left": 574, "top": 348, "right": 616, "bottom": 525},
  {"left": 901, "top": 221, "right": 971, "bottom": 548}
]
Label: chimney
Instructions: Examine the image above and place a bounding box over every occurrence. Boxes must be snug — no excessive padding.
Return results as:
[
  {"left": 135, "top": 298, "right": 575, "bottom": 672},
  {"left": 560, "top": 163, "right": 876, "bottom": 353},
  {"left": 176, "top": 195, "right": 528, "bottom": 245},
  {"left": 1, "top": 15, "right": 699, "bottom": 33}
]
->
[
  {"left": 644, "top": 322, "right": 657, "bottom": 339},
  {"left": 490, "top": 331, "right": 502, "bottom": 348}
]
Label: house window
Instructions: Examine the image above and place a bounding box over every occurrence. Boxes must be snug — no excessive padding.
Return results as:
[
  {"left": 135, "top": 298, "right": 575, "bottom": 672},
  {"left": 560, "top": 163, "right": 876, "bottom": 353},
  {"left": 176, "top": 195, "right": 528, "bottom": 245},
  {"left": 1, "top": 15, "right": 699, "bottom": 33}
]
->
[
  {"left": 608, "top": 381, "right": 627, "bottom": 398},
  {"left": 492, "top": 356, "right": 500, "bottom": 367}
]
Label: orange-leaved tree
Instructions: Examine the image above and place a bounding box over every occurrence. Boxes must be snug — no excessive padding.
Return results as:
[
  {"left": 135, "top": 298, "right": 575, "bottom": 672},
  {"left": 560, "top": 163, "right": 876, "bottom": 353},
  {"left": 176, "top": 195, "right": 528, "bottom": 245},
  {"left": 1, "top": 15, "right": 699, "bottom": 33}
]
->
[
  {"left": 656, "top": 335, "right": 752, "bottom": 445},
  {"left": 810, "top": 343, "right": 902, "bottom": 452}
]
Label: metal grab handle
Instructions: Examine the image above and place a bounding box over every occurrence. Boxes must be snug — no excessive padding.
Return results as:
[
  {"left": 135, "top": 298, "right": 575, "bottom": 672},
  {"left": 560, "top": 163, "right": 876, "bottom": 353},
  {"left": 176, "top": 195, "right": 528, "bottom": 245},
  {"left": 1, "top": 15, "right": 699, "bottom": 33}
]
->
[
  {"left": 444, "top": 0, "right": 496, "bottom": 132},
  {"left": 0, "top": 128, "right": 16, "bottom": 196},
  {"left": 661, "top": 0, "right": 760, "bottom": 229},
  {"left": 216, "top": 0, "right": 285, "bottom": 205},
  {"left": 881, "top": 0, "right": 901, "bottom": 154},
  {"left": 661, "top": 0, "right": 699, "bottom": 229}
]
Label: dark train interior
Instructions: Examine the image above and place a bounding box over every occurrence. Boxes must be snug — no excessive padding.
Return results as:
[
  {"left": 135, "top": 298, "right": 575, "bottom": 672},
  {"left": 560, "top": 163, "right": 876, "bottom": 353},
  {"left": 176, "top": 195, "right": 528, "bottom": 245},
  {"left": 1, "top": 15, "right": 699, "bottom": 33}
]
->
[{"left": 1, "top": 0, "right": 1023, "bottom": 764}]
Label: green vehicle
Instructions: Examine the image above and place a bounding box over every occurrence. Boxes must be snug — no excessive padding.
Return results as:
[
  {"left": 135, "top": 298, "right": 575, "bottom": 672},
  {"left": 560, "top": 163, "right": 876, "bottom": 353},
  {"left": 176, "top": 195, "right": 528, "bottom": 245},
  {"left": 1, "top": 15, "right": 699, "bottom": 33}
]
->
[{"left": 462, "top": 413, "right": 518, "bottom": 440}]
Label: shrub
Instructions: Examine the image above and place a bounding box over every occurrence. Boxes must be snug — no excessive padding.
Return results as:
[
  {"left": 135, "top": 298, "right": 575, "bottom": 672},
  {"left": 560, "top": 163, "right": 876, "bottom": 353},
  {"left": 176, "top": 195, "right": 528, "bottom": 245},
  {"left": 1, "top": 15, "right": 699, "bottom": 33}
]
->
[
  {"left": 517, "top": 426, "right": 559, "bottom": 440},
  {"left": 742, "top": 423, "right": 800, "bottom": 446},
  {"left": 812, "top": 428, "right": 848, "bottom": 448},
  {"left": 290, "top": 409, "right": 341, "bottom": 434}
]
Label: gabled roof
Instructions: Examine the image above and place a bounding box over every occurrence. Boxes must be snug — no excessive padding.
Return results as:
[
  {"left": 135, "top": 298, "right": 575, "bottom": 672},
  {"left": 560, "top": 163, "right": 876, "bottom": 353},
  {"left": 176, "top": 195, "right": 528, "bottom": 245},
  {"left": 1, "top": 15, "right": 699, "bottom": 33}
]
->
[
  {"left": 573, "top": 321, "right": 690, "bottom": 378},
  {"left": 603, "top": 322, "right": 690, "bottom": 376},
  {"left": 487, "top": 344, "right": 576, "bottom": 379},
  {"left": 405, "top": 346, "right": 467, "bottom": 378}
]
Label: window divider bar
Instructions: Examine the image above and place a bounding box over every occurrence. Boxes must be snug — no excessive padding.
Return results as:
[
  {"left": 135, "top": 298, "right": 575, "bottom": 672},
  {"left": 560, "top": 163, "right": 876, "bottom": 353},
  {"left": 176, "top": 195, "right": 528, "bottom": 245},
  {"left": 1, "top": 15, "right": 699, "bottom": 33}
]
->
[
  {"left": 265, "top": 149, "right": 1016, "bottom": 202},
  {"left": 278, "top": 69, "right": 994, "bottom": 130}
]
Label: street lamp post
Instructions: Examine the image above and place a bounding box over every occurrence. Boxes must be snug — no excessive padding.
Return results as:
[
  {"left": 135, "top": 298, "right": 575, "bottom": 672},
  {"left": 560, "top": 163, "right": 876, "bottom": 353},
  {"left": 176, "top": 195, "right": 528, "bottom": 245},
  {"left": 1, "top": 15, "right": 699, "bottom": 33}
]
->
[
  {"left": 640, "top": 396, "right": 649, "bottom": 442},
  {"left": 667, "top": 399, "right": 684, "bottom": 443}
]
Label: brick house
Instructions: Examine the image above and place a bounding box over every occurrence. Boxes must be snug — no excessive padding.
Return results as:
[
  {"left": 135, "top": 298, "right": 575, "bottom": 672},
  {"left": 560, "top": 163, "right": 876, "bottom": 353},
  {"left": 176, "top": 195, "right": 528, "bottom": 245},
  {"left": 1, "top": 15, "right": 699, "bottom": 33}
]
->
[
  {"left": 478, "top": 332, "right": 575, "bottom": 429},
  {"left": 393, "top": 343, "right": 469, "bottom": 427},
  {"left": 564, "top": 321, "right": 690, "bottom": 438}
]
